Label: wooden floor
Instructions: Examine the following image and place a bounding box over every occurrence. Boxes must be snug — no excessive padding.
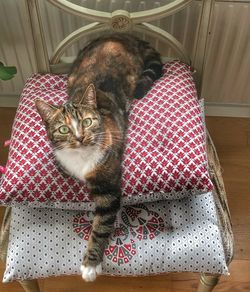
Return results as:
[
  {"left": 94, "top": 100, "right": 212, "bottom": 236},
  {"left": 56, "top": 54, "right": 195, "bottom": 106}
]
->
[{"left": 0, "top": 108, "right": 249, "bottom": 291}]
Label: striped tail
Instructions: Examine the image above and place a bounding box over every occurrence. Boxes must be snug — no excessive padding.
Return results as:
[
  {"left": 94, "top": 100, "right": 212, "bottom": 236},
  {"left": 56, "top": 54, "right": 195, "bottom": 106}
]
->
[{"left": 134, "top": 44, "right": 163, "bottom": 99}]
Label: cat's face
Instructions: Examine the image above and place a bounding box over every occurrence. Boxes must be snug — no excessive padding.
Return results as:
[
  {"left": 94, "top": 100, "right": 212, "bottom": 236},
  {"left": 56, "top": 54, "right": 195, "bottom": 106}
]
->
[{"left": 35, "top": 84, "right": 102, "bottom": 150}]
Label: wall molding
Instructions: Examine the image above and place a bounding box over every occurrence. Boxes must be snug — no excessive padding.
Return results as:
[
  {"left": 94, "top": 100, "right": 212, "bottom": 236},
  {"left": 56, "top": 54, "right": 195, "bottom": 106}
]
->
[{"left": 205, "top": 102, "right": 250, "bottom": 118}]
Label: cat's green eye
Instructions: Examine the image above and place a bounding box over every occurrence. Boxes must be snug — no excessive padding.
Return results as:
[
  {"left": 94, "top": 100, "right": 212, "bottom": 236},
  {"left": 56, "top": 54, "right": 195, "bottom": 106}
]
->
[
  {"left": 82, "top": 118, "right": 92, "bottom": 128},
  {"left": 59, "top": 126, "right": 70, "bottom": 134}
]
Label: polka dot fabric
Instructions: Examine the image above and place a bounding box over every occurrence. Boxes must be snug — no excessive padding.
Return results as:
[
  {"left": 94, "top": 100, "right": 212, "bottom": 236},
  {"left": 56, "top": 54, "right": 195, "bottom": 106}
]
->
[
  {"left": 0, "top": 61, "right": 213, "bottom": 210},
  {"left": 3, "top": 192, "right": 228, "bottom": 282}
]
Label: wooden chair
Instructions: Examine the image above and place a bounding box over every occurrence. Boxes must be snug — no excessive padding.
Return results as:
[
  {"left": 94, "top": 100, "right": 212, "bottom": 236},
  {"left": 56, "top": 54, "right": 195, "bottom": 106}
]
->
[{"left": 0, "top": 0, "right": 233, "bottom": 291}]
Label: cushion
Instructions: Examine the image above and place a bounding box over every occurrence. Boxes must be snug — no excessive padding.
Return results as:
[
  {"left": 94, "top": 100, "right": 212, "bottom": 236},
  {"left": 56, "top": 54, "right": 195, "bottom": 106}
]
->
[
  {"left": 0, "top": 61, "right": 213, "bottom": 210},
  {"left": 3, "top": 192, "right": 228, "bottom": 282}
]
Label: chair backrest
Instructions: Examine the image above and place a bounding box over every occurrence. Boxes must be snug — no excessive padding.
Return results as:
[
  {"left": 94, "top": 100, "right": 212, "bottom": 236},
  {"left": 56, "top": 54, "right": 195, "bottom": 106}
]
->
[{"left": 25, "top": 0, "right": 215, "bottom": 94}]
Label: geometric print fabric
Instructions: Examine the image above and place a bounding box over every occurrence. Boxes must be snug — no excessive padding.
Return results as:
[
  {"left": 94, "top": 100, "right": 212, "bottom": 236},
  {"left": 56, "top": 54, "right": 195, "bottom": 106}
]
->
[
  {"left": 3, "top": 192, "right": 228, "bottom": 282},
  {"left": 0, "top": 61, "right": 213, "bottom": 210}
]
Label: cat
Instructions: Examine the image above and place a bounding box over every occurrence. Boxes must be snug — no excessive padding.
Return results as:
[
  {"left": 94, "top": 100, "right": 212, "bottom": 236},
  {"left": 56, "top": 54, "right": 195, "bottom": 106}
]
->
[{"left": 35, "top": 33, "right": 162, "bottom": 282}]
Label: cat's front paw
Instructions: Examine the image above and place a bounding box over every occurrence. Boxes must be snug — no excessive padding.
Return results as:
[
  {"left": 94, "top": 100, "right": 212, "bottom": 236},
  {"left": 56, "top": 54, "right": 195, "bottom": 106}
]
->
[{"left": 80, "top": 264, "right": 102, "bottom": 282}]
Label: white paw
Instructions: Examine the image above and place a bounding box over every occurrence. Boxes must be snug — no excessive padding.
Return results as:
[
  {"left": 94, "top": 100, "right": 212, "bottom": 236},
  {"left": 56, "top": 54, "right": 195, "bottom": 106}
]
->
[{"left": 80, "top": 264, "right": 102, "bottom": 282}]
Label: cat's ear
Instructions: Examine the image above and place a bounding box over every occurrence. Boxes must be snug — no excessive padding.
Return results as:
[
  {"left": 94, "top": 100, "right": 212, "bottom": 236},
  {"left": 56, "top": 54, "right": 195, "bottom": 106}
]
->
[
  {"left": 81, "top": 84, "right": 97, "bottom": 108},
  {"left": 35, "top": 99, "right": 58, "bottom": 123}
]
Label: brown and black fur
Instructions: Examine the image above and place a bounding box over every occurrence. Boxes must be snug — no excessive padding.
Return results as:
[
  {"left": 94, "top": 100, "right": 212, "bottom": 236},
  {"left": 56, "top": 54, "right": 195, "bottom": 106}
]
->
[
  {"left": 35, "top": 33, "right": 162, "bottom": 279},
  {"left": 68, "top": 34, "right": 162, "bottom": 102}
]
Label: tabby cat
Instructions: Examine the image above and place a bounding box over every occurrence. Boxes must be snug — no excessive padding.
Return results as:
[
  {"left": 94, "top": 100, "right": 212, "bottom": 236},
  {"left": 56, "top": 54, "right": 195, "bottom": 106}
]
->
[{"left": 35, "top": 34, "right": 162, "bottom": 282}]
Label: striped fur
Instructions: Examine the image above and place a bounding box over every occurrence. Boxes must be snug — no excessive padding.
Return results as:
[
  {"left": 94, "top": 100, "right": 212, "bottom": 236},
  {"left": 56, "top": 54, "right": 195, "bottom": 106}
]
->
[{"left": 35, "top": 34, "right": 162, "bottom": 281}]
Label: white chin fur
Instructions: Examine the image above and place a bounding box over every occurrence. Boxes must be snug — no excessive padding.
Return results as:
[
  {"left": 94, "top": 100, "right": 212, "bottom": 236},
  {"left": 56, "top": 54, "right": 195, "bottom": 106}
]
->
[
  {"left": 55, "top": 146, "right": 104, "bottom": 182},
  {"left": 80, "top": 264, "right": 102, "bottom": 282}
]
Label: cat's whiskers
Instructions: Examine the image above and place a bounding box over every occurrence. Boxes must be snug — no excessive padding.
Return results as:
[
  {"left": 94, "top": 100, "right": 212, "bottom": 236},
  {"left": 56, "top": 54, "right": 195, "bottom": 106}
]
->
[
  {"left": 93, "top": 132, "right": 124, "bottom": 143},
  {"left": 94, "top": 142, "right": 118, "bottom": 157},
  {"left": 53, "top": 141, "right": 78, "bottom": 151},
  {"left": 94, "top": 131, "right": 122, "bottom": 136},
  {"left": 52, "top": 144, "right": 67, "bottom": 151}
]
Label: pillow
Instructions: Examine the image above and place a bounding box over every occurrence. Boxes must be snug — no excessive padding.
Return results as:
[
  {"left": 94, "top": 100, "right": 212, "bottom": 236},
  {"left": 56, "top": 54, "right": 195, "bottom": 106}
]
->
[
  {"left": 0, "top": 61, "right": 213, "bottom": 210},
  {"left": 3, "top": 192, "right": 228, "bottom": 283}
]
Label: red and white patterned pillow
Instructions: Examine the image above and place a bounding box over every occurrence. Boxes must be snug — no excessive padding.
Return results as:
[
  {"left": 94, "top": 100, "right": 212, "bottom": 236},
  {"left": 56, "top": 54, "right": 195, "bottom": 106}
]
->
[{"left": 0, "top": 61, "right": 213, "bottom": 210}]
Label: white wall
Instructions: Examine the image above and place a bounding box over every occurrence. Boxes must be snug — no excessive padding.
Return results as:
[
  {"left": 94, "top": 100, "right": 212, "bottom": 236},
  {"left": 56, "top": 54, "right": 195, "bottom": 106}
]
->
[{"left": 203, "top": 1, "right": 250, "bottom": 117}]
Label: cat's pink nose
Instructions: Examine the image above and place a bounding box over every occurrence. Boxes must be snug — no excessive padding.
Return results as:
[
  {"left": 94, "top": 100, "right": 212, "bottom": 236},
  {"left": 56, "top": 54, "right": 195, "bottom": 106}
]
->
[{"left": 76, "top": 137, "right": 84, "bottom": 143}]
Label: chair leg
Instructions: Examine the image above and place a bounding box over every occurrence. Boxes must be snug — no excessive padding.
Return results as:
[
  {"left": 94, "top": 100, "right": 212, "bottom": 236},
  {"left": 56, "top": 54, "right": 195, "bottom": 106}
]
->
[
  {"left": 19, "top": 280, "right": 41, "bottom": 292},
  {"left": 197, "top": 274, "right": 220, "bottom": 292}
]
